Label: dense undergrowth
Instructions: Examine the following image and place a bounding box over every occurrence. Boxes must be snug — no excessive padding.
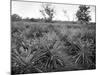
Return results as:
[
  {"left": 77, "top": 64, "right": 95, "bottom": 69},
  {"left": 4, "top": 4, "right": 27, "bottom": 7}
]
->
[{"left": 11, "top": 22, "right": 96, "bottom": 74}]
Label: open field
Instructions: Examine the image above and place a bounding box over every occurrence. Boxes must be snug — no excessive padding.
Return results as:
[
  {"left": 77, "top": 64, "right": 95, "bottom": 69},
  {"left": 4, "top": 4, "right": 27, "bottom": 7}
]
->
[{"left": 11, "top": 21, "right": 96, "bottom": 74}]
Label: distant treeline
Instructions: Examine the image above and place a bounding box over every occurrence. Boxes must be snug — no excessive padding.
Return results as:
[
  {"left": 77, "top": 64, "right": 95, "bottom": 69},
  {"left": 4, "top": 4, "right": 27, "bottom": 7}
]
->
[
  {"left": 11, "top": 14, "right": 95, "bottom": 25},
  {"left": 11, "top": 14, "right": 44, "bottom": 22}
]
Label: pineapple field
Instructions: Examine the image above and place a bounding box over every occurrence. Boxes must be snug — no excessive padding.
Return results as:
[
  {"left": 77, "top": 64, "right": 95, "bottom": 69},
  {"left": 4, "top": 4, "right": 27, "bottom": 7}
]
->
[{"left": 11, "top": 21, "right": 96, "bottom": 74}]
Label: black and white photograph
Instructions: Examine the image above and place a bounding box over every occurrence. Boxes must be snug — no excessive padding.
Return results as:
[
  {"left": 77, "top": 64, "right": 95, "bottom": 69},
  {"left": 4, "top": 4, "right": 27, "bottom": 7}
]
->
[{"left": 11, "top": 0, "right": 96, "bottom": 75}]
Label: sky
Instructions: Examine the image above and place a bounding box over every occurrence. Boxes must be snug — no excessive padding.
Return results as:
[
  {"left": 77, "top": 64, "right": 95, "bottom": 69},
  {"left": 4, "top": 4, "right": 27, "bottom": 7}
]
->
[{"left": 12, "top": 1, "right": 96, "bottom": 22}]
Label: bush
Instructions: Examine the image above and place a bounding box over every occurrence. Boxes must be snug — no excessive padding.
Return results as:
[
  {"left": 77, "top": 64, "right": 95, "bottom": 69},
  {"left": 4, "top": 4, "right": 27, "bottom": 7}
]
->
[{"left": 11, "top": 14, "right": 22, "bottom": 21}]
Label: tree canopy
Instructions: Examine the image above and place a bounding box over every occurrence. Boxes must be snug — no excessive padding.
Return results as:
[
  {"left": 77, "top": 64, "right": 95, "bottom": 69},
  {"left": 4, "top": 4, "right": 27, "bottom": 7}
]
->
[{"left": 76, "top": 5, "right": 91, "bottom": 24}]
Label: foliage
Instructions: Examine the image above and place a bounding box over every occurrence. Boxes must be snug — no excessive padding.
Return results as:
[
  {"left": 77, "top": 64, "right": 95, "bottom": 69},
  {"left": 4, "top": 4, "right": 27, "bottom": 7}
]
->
[
  {"left": 72, "top": 39, "right": 95, "bottom": 69},
  {"left": 22, "top": 18, "right": 43, "bottom": 22},
  {"left": 11, "top": 14, "right": 22, "bottom": 21},
  {"left": 40, "top": 3, "right": 55, "bottom": 22},
  {"left": 11, "top": 21, "right": 96, "bottom": 74},
  {"left": 67, "top": 32, "right": 95, "bottom": 69},
  {"left": 76, "top": 5, "right": 91, "bottom": 24},
  {"left": 11, "top": 24, "right": 65, "bottom": 74}
]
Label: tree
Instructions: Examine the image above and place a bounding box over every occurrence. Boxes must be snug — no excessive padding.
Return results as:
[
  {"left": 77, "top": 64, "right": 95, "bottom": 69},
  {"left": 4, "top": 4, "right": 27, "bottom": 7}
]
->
[
  {"left": 11, "top": 14, "right": 22, "bottom": 21},
  {"left": 76, "top": 5, "right": 91, "bottom": 24},
  {"left": 63, "top": 10, "right": 69, "bottom": 21},
  {"left": 40, "top": 3, "right": 55, "bottom": 22}
]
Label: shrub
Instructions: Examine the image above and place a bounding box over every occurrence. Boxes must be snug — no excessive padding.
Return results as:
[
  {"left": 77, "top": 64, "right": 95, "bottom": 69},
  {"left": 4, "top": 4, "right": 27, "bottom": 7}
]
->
[
  {"left": 11, "top": 14, "right": 22, "bottom": 21},
  {"left": 71, "top": 32, "right": 96, "bottom": 69}
]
